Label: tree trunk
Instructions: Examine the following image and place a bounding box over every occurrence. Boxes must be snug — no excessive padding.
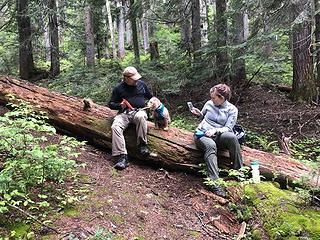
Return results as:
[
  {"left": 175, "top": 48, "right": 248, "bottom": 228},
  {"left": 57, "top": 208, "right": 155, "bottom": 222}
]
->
[
  {"left": 314, "top": 0, "right": 320, "bottom": 103},
  {"left": 291, "top": 0, "right": 316, "bottom": 102},
  {"left": 0, "top": 76, "right": 318, "bottom": 188},
  {"left": 129, "top": 0, "right": 140, "bottom": 64},
  {"left": 200, "top": 0, "right": 208, "bottom": 45},
  {"left": 16, "top": 0, "right": 35, "bottom": 80},
  {"left": 230, "top": 0, "right": 246, "bottom": 86},
  {"left": 125, "top": 3, "right": 133, "bottom": 46},
  {"left": 84, "top": 5, "right": 95, "bottom": 67},
  {"left": 149, "top": 41, "right": 159, "bottom": 61},
  {"left": 216, "top": 0, "right": 229, "bottom": 83},
  {"left": 118, "top": 0, "right": 125, "bottom": 59},
  {"left": 148, "top": 0, "right": 156, "bottom": 39},
  {"left": 49, "top": 0, "right": 60, "bottom": 77},
  {"left": 141, "top": 12, "right": 149, "bottom": 55},
  {"left": 180, "top": 0, "right": 191, "bottom": 52},
  {"left": 44, "top": 24, "right": 51, "bottom": 62},
  {"left": 191, "top": 0, "right": 201, "bottom": 60},
  {"left": 106, "top": 0, "right": 117, "bottom": 59}
]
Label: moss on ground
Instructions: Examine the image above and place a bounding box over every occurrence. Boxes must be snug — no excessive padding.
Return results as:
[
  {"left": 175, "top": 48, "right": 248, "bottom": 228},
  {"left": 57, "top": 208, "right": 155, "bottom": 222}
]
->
[
  {"left": 0, "top": 220, "right": 30, "bottom": 239},
  {"left": 245, "top": 182, "right": 320, "bottom": 239}
]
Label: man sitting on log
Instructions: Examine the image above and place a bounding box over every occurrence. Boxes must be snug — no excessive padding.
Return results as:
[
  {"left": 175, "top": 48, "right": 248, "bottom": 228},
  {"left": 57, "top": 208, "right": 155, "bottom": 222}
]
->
[{"left": 108, "top": 66, "right": 153, "bottom": 170}]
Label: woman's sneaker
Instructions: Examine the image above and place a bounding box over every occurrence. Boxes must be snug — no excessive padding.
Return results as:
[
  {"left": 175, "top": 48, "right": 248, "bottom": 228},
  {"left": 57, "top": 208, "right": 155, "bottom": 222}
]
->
[{"left": 209, "top": 185, "right": 227, "bottom": 198}]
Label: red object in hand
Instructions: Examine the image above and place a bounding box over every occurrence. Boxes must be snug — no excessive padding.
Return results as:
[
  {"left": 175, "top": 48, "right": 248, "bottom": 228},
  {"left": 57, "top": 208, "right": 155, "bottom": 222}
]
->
[{"left": 121, "top": 99, "right": 134, "bottom": 110}]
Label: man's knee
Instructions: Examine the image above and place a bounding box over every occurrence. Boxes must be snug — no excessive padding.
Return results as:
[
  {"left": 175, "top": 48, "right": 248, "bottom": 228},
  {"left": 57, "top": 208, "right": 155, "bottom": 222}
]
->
[
  {"left": 134, "top": 111, "right": 147, "bottom": 122},
  {"left": 111, "top": 123, "right": 123, "bottom": 133}
]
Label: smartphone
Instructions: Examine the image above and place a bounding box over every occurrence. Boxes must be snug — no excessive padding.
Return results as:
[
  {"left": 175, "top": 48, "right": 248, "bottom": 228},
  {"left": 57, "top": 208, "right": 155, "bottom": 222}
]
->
[{"left": 187, "top": 102, "right": 193, "bottom": 111}]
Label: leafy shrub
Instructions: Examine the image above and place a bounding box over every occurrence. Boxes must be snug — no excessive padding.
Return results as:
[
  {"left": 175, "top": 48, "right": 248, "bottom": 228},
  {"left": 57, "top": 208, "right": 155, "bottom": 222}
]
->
[
  {"left": 0, "top": 98, "right": 85, "bottom": 214},
  {"left": 245, "top": 129, "right": 278, "bottom": 153}
]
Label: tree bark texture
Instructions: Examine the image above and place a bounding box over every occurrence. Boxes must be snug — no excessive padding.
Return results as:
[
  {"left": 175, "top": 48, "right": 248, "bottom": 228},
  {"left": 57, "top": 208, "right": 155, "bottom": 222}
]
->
[
  {"left": 314, "top": 0, "right": 320, "bottom": 103},
  {"left": 44, "top": 24, "right": 51, "bottom": 62},
  {"left": 49, "top": 0, "right": 60, "bottom": 77},
  {"left": 231, "top": 0, "right": 246, "bottom": 86},
  {"left": 16, "top": 0, "right": 35, "bottom": 80},
  {"left": 129, "top": 0, "right": 140, "bottom": 64},
  {"left": 0, "top": 76, "right": 319, "bottom": 188},
  {"left": 216, "top": 0, "right": 229, "bottom": 83},
  {"left": 149, "top": 41, "right": 159, "bottom": 61},
  {"left": 180, "top": 0, "right": 191, "bottom": 52},
  {"left": 191, "top": 0, "right": 201, "bottom": 59},
  {"left": 84, "top": 5, "right": 95, "bottom": 67},
  {"left": 291, "top": 0, "right": 316, "bottom": 102},
  {"left": 118, "top": 0, "right": 126, "bottom": 59},
  {"left": 199, "top": 0, "right": 208, "bottom": 45},
  {"left": 125, "top": 3, "right": 133, "bottom": 46},
  {"left": 141, "top": 12, "right": 149, "bottom": 54},
  {"left": 106, "top": 0, "right": 117, "bottom": 59}
]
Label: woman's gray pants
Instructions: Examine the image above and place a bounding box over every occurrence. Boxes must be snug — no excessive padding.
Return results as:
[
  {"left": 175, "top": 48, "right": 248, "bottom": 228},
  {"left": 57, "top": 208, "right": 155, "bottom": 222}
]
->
[{"left": 194, "top": 131, "right": 243, "bottom": 180}]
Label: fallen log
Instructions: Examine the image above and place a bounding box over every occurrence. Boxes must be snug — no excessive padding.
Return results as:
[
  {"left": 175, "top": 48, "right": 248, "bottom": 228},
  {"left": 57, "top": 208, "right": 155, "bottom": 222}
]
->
[{"left": 0, "top": 76, "right": 318, "bottom": 187}]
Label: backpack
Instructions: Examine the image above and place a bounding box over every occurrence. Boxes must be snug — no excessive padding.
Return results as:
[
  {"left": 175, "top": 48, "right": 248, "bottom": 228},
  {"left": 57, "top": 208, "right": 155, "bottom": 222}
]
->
[{"left": 233, "top": 124, "right": 246, "bottom": 145}]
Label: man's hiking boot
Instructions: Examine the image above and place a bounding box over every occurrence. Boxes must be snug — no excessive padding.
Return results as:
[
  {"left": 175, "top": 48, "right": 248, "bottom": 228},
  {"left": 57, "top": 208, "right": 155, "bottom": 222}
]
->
[
  {"left": 209, "top": 185, "right": 227, "bottom": 198},
  {"left": 114, "top": 154, "right": 129, "bottom": 170},
  {"left": 138, "top": 142, "right": 150, "bottom": 156}
]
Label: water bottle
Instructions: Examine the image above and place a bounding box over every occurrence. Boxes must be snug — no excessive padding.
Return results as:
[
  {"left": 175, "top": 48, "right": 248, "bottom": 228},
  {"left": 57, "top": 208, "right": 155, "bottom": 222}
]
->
[{"left": 251, "top": 160, "right": 261, "bottom": 183}]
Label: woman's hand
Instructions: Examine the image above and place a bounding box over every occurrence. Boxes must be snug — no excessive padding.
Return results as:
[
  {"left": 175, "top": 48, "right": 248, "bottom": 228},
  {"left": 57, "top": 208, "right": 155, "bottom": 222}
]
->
[
  {"left": 205, "top": 128, "right": 217, "bottom": 137},
  {"left": 190, "top": 107, "right": 202, "bottom": 116}
]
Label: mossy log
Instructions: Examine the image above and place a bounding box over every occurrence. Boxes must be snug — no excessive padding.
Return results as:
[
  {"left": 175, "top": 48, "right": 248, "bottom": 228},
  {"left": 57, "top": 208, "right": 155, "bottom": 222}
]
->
[{"left": 0, "top": 76, "right": 318, "bottom": 187}]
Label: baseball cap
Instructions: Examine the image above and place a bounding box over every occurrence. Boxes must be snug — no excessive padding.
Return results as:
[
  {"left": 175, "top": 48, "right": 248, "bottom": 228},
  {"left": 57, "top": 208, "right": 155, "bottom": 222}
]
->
[{"left": 123, "top": 66, "right": 142, "bottom": 81}]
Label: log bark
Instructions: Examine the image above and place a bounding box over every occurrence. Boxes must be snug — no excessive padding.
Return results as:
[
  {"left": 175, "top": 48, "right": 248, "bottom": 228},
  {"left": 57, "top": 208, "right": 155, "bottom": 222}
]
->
[{"left": 0, "top": 76, "right": 318, "bottom": 187}]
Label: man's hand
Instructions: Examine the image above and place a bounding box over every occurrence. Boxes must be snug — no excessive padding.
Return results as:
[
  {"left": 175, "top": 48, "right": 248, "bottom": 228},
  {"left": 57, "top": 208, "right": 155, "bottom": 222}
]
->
[
  {"left": 190, "top": 107, "right": 202, "bottom": 117},
  {"left": 120, "top": 99, "right": 134, "bottom": 110},
  {"left": 205, "top": 128, "right": 217, "bottom": 137},
  {"left": 120, "top": 101, "right": 127, "bottom": 109}
]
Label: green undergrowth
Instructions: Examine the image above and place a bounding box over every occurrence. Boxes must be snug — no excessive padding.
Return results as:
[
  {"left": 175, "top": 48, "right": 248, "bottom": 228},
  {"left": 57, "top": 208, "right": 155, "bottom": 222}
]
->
[
  {"left": 245, "top": 182, "right": 320, "bottom": 239},
  {"left": 170, "top": 114, "right": 198, "bottom": 132},
  {"left": 38, "top": 61, "right": 123, "bottom": 104},
  {"left": 0, "top": 99, "right": 86, "bottom": 239}
]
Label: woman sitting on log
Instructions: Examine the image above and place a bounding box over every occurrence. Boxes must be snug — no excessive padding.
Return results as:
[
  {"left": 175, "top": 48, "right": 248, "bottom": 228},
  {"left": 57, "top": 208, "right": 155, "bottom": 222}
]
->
[{"left": 190, "top": 83, "right": 243, "bottom": 197}]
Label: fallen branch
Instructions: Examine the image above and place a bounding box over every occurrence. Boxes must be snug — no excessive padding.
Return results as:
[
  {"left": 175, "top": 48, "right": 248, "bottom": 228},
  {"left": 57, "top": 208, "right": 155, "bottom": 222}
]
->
[{"left": 236, "top": 221, "right": 247, "bottom": 240}]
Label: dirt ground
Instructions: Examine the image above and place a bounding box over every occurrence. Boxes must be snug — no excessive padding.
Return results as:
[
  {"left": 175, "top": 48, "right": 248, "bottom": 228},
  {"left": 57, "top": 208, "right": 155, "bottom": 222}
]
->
[
  {"left": 237, "top": 84, "right": 320, "bottom": 140},
  {"left": 1, "top": 82, "right": 319, "bottom": 239},
  {"left": 45, "top": 145, "right": 244, "bottom": 240}
]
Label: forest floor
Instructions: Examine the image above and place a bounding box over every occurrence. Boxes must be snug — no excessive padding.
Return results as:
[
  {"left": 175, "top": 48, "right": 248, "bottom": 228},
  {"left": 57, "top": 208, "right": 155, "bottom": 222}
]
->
[{"left": 0, "top": 83, "right": 319, "bottom": 239}]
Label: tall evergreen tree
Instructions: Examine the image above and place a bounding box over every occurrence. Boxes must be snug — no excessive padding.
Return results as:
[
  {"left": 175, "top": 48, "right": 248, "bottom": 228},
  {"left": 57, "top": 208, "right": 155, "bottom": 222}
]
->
[
  {"left": 48, "top": 0, "right": 60, "bottom": 77},
  {"left": 180, "top": 0, "right": 191, "bottom": 52},
  {"left": 191, "top": 0, "right": 201, "bottom": 60},
  {"left": 118, "top": 0, "right": 125, "bottom": 59},
  {"left": 16, "top": 0, "right": 35, "bottom": 79},
  {"left": 84, "top": 5, "right": 95, "bottom": 67},
  {"left": 230, "top": 0, "right": 247, "bottom": 86},
  {"left": 129, "top": 0, "right": 140, "bottom": 64},
  {"left": 314, "top": 0, "right": 320, "bottom": 102},
  {"left": 216, "top": 0, "right": 229, "bottom": 83},
  {"left": 291, "top": 0, "right": 316, "bottom": 102},
  {"left": 106, "top": 0, "right": 117, "bottom": 59}
]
